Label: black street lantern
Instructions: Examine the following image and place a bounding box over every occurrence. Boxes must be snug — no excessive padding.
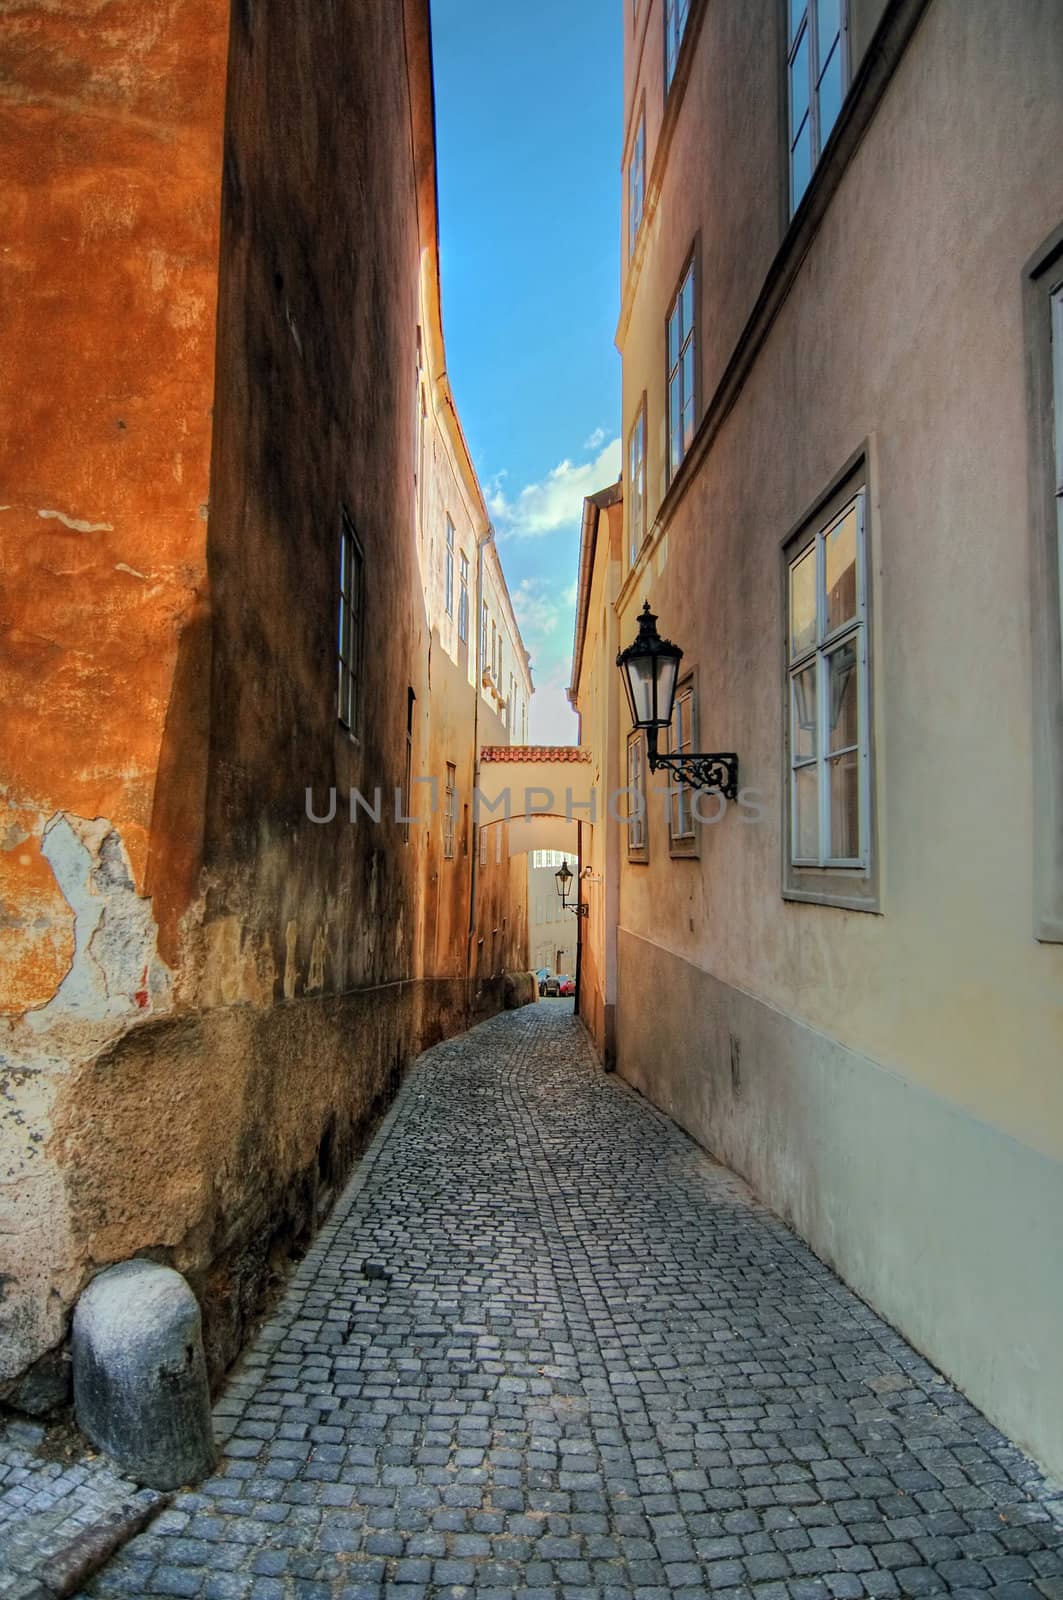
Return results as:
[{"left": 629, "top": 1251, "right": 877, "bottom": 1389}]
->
[
  {"left": 554, "top": 859, "right": 587, "bottom": 916},
  {"left": 616, "top": 600, "right": 739, "bottom": 800}
]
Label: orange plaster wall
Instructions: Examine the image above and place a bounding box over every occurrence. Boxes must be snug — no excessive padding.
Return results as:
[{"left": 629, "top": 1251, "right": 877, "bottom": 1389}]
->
[{"left": 0, "top": 0, "right": 232, "bottom": 1008}]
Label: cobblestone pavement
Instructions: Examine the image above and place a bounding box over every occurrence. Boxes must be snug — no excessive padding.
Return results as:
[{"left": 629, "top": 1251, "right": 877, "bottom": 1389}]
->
[
  {"left": 0, "top": 1416, "right": 163, "bottom": 1600},
  {"left": 80, "top": 999, "right": 1062, "bottom": 1600}
]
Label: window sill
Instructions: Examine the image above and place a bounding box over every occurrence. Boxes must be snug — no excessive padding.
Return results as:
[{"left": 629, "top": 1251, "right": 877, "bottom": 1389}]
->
[{"left": 784, "top": 870, "right": 880, "bottom": 913}]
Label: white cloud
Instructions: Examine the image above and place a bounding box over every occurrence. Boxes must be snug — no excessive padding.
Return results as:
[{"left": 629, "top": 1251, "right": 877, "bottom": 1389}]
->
[
  {"left": 583, "top": 425, "right": 607, "bottom": 451},
  {"left": 512, "top": 577, "right": 578, "bottom": 641},
  {"left": 491, "top": 436, "right": 621, "bottom": 539}
]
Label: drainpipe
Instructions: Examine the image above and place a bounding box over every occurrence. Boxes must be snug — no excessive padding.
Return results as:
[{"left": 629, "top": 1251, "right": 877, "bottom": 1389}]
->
[{"left": 467, "top": 523, "right": 495, "bottom": 1004}]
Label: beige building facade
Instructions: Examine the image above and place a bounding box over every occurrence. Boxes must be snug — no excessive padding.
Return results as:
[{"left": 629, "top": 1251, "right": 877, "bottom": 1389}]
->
[{"left": 572, "top": 0, "right": 1063, "bottom": 1477}]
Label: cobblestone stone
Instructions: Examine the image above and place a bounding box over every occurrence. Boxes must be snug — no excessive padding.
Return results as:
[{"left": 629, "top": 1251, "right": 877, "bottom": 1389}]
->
[{"left": 44, "top": 999, "right": 1062, "bottom": 1598}]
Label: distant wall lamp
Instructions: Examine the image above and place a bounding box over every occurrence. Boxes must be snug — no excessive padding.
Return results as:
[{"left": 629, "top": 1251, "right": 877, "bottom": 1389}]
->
[
  {"left": 554, "top": 860, "right": 588, "bottom": 916},
  {"left": 616, "top": 601, "right": 739, "bottom": 800}
]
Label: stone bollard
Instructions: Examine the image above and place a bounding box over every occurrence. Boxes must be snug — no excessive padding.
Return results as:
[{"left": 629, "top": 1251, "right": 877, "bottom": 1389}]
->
[{"left": 72, "top": 1260, "right": 216, "bottom": 1490}]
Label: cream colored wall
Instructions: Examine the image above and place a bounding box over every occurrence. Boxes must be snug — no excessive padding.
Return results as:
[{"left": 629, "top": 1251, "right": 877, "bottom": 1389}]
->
[
  {"left": 618, "top": 0, "right": 1063, "bottom": 1160},
  {"left": 608, "top": 0, "right": 1063, "bottom": 1475},
  {"left": 413, "top": 277, "right": 532, "bottom": 986},
  {"left": 571, "top": 499, "right": 625, "bottom": 1065}
]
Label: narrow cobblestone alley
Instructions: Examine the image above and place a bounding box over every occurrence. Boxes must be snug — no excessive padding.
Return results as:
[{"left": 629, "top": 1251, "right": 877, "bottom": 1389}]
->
[{"left": 82, "top": 1004, "right": 1063, "bottom": 1600}]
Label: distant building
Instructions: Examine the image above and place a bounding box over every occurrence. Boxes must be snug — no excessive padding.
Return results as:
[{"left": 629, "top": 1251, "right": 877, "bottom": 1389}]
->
[
  {"left": 571, "top": 0, "right": 1063, "bottom": 1477},
  {"left": 0, "top": 2, "right": 530, "bottom": 1404},
  {"left": 527, "top": 851, "right": 579, "bottom": 979}
]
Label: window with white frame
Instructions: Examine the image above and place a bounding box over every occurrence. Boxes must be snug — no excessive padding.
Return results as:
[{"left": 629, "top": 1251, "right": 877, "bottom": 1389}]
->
[
  {"left": 628, "top": 400, "right": 646, "bottom": 568},
  {"left": 458, "top": 551, "right": 469, "bottom": 641},
  {"left": 786, "top": 482, "right": 872, "bottom": 895},
  {"left": 628, "top": 110, "right": 645, "bottom": 258},
  {"left": 667, "top": 257, "right": 696, "bottom": 483},
  {"left": 337, "top": 512, "right": 364, "bottom": 733},
  {"left": 665, "top": 0, "right": 691, "bottom": 89},
  {"left": 443, "top": 763, "right": 456, "bottom": 860},
  {"left": 479, "top": 825, "right": 487, "bottom": 866},
  {"left": 668, "top": 679, "right": 697, "bottom": 851},
  {"left": 788, "top": 0, "right": 848, "bottom": 213},
  {"left": 444, "top": 516, "right": 455, "bottom": 615},
  {"left": 495, "top": 825, "right": 502, "bottom": 864},
  {"left": 626, "top": 731, "right": 649, "bottom": 861}
]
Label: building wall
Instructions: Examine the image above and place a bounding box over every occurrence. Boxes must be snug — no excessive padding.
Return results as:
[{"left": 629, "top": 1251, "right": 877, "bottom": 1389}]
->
[
  {"left": 0, "top": 0, "right": 232, "bottom": 1391},
  {"left": 0, "top": 0, "right": 531, "bottom": 1398},
  {"left": 527, "top": 855, "right": 579, "bottom": 979},
  {"left": 596, "top": 0, "right": 1063, "bottom": 1475},
  {"left": 569, "top": 490, "right": 624, "bottom": 1065}
]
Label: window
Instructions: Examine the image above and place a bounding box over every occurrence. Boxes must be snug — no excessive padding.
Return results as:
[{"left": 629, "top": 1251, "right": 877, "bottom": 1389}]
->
[
  {"left": 479, "top": 826, "right": 488, "bottom": 866},
  {"left": 495, "top": 825, "right": 502, "bottom": 865},
  {"left": 444, "top": 516, "right": 455, "bottom": 615},
  {"left": 1024, "top": 229, "right": 1063, "bottom": 940},
  {"left": 785, "top": 473, "right": 875, "bottom": 907},
  {"left": 626, "top": 731, "right": 649, "bottom": 862},
  {"left": 628, "top": 399, "right": 647, "bottom": 567},
  {"left": 665, "top": 0, "right": 690, "bottom": 89},
  {"left": 480, "top": 600, "right": 489, "bottom": 672},
  {"left": 788, "top": 0, "right": 848, "bottom": 213},
  {"left": 443, "top": 763, "right": 456, "bottom": 860},
  {"left": 628, "top": 110, "right": 646, "bottom": 258},
  {"left": 337, "top": 512, "right": 364, "bottom": 733},
  {"left": 458, "top": 551, "right": 469, "bottom": 641},
  {"left": 668, "top": 679, "right": 697, "bottom": 852},
  {"left": 667, "top": 256, "right": 696, "bottom": 483}
]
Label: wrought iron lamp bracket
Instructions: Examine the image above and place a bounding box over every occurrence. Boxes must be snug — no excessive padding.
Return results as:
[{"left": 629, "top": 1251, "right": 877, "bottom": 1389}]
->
[{"left": 647, "top": 744, "right": 739, "bottom": 802}]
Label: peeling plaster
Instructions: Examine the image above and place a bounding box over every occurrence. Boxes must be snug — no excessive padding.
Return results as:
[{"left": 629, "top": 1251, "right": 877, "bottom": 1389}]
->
[
  {"left": 0, "top": 814, "right": 173, "bottom": 1381},
  {"left": 25, "top": 815, "right": 172, "bottom": 1030},
  {"left": 37, "top": 509, "right": 114, "bottom": 534}
]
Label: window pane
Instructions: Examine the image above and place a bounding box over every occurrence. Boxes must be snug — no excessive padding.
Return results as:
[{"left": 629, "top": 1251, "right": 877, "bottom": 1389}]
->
[
  {"left": 791, "top": 116, "right": 812, "bottom": 207},
  {"left": 668, "top": 306, "right": 679, "bottom": 372},
  {"left": 828, "top": 750, "right": 860, "bottom": 858},
  {"left": 791, "top": 665, "right": 817, "bottom": 761},
  {"left": 827, "top": 638, "right": 858, "bottom": 752},
  {"left": 790, "top": 0, "right": 807, "bottom": 43},
  {"left": 816, "top": 0, "right": 841, "bottom": 62},
  {"left": 681, "top": 267, "right": 694, "bottom": 341},
  {"left": 818, "top": 36, "right": 844, "bottom": 144},
  {"left": 682, "top": 342, "right": 695, "bottom": 413},
  {"left": 825, "top": 502, "right": 858, "bottom": 630},
  {"left": 789, "top": 546, "right": 817, "bottom": 657},
  {"left": 669, "top": 377, "right": 681, "bottom": 474},
  {"left": 790, "top": 29, "right": 809, "bottom": 139},
  {"left": 794, "top": 764, "right": 819, "bottom": 860}
]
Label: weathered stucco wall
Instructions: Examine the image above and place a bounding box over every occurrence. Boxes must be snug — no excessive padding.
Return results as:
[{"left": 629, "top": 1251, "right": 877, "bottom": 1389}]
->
[
  {"left": 0, "top": 0, "right": 231, "bottom": 1387},
  {"left": 1, "top": 0, "right": 533, "bottom": 1400}
]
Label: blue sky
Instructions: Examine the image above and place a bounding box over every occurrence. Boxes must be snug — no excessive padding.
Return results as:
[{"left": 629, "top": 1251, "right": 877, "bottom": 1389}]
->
[{"left": 431, "top": 0, "right": 623, "bottom": 744}]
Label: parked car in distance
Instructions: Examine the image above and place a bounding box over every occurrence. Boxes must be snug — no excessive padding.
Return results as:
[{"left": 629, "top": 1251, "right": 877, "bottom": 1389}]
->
[
  {"left": 558, "top": 976, "right": 575, "bottom": 996},
  {"left": 536, "top": 968, "right": 550, "bottom": 996},
  {"left": 544, "top": 974, "right": 561, "bottom": 997}
]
